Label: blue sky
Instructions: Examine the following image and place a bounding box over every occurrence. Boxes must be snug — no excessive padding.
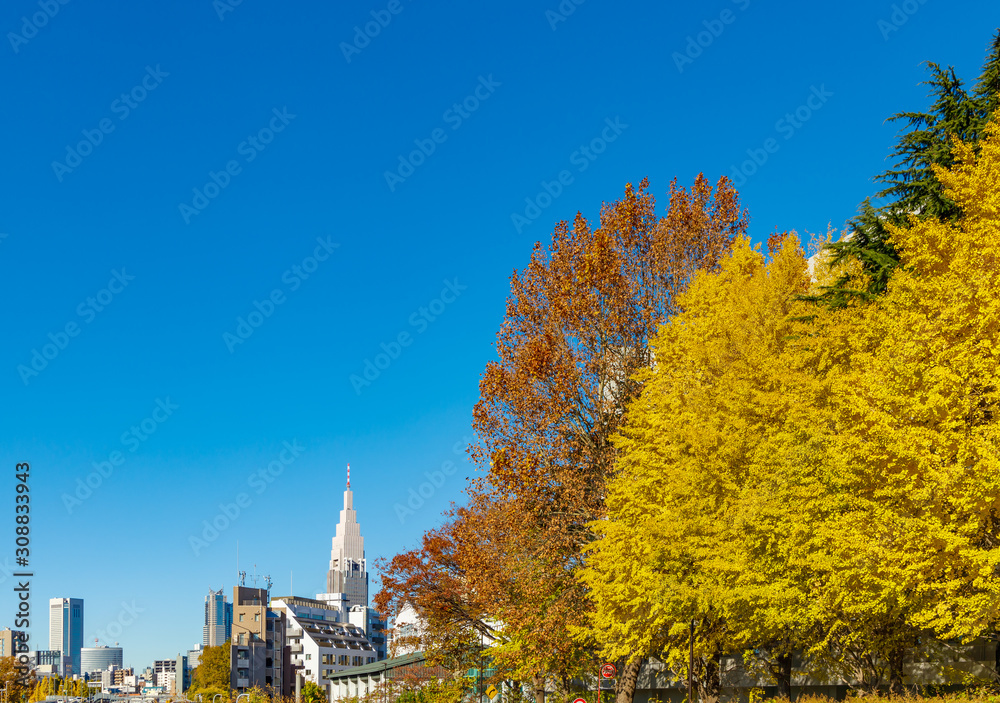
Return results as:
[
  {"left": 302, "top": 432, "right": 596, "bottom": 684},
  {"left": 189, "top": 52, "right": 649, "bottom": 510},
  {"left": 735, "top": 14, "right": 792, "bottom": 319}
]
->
[{"left": 1, "top": 0, "right": 997, "bottom": 673}]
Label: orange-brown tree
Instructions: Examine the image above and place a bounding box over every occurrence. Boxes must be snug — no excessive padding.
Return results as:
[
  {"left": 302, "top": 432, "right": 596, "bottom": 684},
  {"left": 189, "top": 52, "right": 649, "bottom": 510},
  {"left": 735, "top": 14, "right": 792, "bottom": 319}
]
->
[{"left": 378, "top": 176, "right": 748, "bottom": 703}]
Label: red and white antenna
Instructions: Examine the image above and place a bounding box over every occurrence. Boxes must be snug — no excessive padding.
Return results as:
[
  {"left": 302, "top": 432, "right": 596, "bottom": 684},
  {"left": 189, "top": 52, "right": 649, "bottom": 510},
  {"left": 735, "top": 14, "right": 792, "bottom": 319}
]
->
[{"left": 347, "top": 463, "right": 351, "bottom": 489}]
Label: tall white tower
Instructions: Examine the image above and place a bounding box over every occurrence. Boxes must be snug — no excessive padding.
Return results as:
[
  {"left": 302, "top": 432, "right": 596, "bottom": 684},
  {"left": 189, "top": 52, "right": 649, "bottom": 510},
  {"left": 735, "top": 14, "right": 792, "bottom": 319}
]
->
[{"left": 326, "top": 464, "right": 368, "bottom": 609}]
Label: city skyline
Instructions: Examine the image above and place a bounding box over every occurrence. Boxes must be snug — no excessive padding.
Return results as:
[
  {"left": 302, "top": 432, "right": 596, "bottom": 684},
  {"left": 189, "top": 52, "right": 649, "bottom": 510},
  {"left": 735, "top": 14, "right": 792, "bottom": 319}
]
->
[{"left": 4, "top": 466, "right": 386, "bottom": 673}]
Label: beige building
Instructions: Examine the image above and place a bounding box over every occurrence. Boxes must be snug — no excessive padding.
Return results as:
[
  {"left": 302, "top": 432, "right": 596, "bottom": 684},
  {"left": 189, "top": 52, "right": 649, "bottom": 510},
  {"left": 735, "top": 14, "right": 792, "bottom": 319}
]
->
[
  {"left": 230, "top": 586, "right": 284, "bottom": 694},
  {"left": 0, "top": 628, "right": 26, "bottom": 658}
]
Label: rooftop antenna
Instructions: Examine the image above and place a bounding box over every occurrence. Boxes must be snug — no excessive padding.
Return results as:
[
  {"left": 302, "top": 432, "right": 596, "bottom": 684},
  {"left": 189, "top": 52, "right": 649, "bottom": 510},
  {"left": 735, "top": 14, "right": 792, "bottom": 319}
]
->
[{"left": 347, "top": 463, "right": 351, "bottom": 489}]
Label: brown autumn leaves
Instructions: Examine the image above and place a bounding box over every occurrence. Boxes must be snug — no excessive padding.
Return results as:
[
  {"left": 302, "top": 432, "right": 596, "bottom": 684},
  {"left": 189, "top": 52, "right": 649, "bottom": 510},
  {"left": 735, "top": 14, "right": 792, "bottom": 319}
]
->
[{"left": 374, "top": 176, "right": 749, "bottom": 703}]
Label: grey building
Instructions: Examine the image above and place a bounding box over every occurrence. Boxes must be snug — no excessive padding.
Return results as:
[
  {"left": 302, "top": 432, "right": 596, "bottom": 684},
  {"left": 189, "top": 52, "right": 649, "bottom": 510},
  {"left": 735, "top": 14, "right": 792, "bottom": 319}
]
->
[{"left": 204, "top": 589, "right": 233, "bottom": 647}]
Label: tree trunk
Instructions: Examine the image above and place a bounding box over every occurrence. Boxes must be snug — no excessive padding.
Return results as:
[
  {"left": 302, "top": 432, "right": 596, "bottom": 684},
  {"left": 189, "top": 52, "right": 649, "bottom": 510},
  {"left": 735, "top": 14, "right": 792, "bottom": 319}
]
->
[
  {"left": 888, "top": 646, "right": 905, "bottom": 696},
  {"left": 532, "top": 673, "right": 546, "bottom": 703},
  {"left": 775, "top": 653, "right": 791, "bottom": 699},
  {"left": 614, "top": 657, "right": 644, "bottom": 703},
  {"left": 697, "top": 653, "right": 721, "bottom": 703}
]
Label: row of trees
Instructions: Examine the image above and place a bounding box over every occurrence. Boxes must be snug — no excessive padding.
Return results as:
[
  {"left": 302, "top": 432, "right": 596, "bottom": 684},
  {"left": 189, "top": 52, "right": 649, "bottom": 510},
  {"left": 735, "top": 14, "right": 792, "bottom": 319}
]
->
[
  {"left": 376, "top": 28, "right": 1000, "bottom": 703},
  {"left": 185, "top": 643, "right": 327, "bottom": 703}
]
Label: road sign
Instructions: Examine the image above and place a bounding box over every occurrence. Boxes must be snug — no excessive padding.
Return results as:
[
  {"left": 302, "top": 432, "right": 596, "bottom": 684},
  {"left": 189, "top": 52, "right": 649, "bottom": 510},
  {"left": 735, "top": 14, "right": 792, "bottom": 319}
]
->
[
  {"left": 601, "top": 663, "right": 617, "bottom": 679},
  {"left": 573, "top": 698, "right": 587, "bottom": 703},
  {"left": 486, "top": 686, "right": 499, "bottom": 700}
]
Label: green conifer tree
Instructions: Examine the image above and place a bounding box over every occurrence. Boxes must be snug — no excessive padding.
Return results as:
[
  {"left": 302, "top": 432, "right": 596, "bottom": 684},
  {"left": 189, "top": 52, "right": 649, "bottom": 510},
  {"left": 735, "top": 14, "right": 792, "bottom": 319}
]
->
[{"left": 818, "top": 29, "right": 1000, "bottom": 306}]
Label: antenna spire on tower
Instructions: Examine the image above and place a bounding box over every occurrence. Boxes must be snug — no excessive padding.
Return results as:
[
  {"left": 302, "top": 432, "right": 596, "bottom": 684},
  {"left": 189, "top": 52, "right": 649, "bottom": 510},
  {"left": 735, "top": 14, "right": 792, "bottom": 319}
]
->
[{"left": 347, "top": 463, "right": 351, "bottom": 489}]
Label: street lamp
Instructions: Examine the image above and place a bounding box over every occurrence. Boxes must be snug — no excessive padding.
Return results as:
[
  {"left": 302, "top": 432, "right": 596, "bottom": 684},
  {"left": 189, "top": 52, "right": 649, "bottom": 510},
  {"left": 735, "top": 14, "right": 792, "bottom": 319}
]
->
[{"left": 212, "top": 695, "right": 222, "bottom": 703}]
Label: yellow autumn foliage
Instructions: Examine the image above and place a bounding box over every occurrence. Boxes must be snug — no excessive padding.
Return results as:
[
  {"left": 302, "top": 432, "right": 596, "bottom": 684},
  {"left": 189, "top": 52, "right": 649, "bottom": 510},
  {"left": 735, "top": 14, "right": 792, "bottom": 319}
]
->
[{"left": 582, "top": 118, "right": 1000, "bottom": 693}]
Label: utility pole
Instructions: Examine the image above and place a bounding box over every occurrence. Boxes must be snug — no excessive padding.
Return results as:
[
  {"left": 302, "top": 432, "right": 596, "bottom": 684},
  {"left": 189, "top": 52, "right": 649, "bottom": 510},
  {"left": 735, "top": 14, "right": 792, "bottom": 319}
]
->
[
  {"left": 688, "top": 619, "right": 695, "bottom": 703},
  {"left": 479, "top": 631, "right": 484, "bottom": 703}
]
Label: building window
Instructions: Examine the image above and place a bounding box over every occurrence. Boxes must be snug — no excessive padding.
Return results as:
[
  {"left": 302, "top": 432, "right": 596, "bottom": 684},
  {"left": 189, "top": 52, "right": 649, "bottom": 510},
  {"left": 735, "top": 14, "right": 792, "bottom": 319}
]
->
[
  {"left": 254, "top": 613, "right": 260, "bottom": 622},
  {"left": 239, "top": 613, "right": 244, "bottom": 622},
  {"left": 305, "top": 654, "right": 311, "bottom": 661}
]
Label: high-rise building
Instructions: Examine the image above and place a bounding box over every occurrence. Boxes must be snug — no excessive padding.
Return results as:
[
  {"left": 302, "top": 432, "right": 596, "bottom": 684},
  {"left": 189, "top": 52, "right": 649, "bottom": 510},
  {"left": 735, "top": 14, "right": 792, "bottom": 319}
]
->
[
  {"left": 204, "top": 589, "right": 233, "bottom": 647},
  {"left": 49, "top": 597, "right": 83, "bottom": 675},
  {"left": 325, "top": 465, "right": 368, "bottom": 610}
]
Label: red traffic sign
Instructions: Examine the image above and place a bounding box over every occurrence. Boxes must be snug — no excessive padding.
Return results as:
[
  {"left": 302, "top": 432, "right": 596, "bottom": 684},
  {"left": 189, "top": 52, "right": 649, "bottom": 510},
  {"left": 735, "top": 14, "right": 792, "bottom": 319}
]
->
[
  {"left": 601, "top": 663, "right": 617, "bottom": 679},
  {"left": 573, "top": 699, "right": 587, "bottom": 703}
]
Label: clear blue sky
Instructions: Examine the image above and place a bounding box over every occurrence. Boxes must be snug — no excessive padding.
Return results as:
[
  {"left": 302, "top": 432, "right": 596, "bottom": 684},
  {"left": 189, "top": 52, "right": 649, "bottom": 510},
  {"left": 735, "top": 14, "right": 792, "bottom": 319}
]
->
[{"left": 1, "top": 0, "right": 996, "bottom": 673}]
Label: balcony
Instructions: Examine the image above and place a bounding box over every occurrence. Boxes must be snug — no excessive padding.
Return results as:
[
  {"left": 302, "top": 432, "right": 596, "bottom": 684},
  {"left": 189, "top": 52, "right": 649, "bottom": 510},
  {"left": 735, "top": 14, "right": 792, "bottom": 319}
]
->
[
  {"left": 287, "top": 627, "right": 303, "bottom": 637},
  {"left": 237, "top": 679, "right": 250, "bottom": 688},
  {"left": 290, "top": 643, "right": 303, "bottom": 653}
]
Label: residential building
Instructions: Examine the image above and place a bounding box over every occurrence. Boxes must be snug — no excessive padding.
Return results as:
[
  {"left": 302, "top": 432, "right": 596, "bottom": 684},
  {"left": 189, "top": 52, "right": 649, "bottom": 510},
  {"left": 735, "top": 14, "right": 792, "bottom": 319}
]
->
[
  {"left": 230, "top": 586, "right": 284, "bottom": 693},
  {"left": 188, "top": 644, "right": 203, "bottom": 668},
  {"left": 0, "top": 628, "right": 26, "bottom": 658},
  {"left": 326, "top": 466, "right": 368, "bottom": 610},
  {"left": 49, "top": 597, "right": 84, "bottom": 675},
  {"left": 153, "top": 657, "right": 176, "bottom": 689},
  {"left": 81, "top": 646, "right": 123, "bottom": 675},
  {"left": 270, "top": 596, "right": 378, "bottom": 687},
  {"left": 204, "top": 589, "right": 233, "bottom": 647}
]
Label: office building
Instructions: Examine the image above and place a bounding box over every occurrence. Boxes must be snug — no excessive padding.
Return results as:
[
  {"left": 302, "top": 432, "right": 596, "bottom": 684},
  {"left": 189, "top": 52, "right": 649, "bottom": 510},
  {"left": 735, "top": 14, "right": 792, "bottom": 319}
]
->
[
  {"left": 204, "top": 589, "right": 233, "bottom": 647},
  {"left": 26, "top": 650, "right": 70, "bottom": 677},
  {"left": 49, "top": 597, "right": 84, "bottom": 675},
  {"left": 81, "top": 646, "right": 123, "bottom": 675},
  {"left": 326, "top": 466, "right": 368, "bottom": 610}
]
